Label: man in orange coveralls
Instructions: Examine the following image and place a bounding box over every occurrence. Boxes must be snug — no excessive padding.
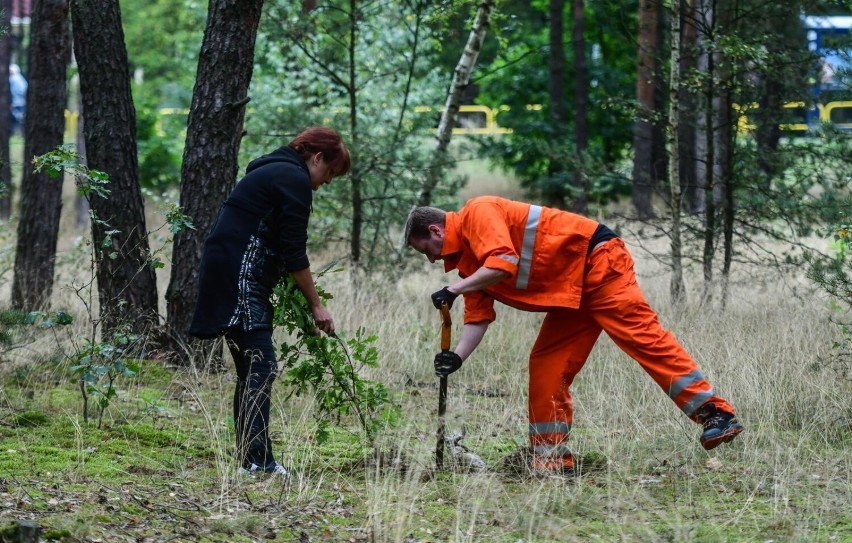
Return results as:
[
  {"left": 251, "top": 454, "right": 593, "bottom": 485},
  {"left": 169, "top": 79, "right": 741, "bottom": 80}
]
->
[{"left": 405, "top": 196, "right": 743, "bottom": 473}]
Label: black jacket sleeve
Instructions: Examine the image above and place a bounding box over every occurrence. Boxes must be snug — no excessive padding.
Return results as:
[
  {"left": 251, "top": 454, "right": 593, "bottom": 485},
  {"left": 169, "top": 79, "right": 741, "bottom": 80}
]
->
[{"left": 269, "top": 164, "right": 313, "bottom": 272}]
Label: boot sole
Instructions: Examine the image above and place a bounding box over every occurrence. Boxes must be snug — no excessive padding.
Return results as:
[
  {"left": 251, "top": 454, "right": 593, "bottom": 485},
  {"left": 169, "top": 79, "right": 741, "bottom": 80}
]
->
[{"left": 701, "top": 424, "right": 744, "bottom": 450}]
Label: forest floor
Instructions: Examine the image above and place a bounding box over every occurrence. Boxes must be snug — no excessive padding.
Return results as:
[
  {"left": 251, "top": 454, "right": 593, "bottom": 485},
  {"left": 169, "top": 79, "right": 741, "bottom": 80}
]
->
[
  {"left": 1, "top": 244, "right": 851, "bottom": 542},
  {"left": 0, "top": 153, "right": 850, "bottom": 541}
]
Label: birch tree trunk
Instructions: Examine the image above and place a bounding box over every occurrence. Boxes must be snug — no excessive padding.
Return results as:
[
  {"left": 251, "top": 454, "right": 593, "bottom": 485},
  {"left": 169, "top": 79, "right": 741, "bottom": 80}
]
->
[
  {"left": 417, "top": 0, "right": 494, "bottom": 207},
  {"left": 667, "top": 0, "right": 685, "bottom": 304}
]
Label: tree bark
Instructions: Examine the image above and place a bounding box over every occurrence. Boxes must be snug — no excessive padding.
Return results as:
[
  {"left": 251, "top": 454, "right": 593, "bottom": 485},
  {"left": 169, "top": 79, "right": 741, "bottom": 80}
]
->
[
  {"left": 696, "top": 0, "right": 716, "bottom": 300},
  {"left": 571, "top": 0, "right": 588, "bottom": 213},
  {"left": 10, "top": 0, "right": 70, "bottom": 310},
  {"left": 348, "top": 0, "right": 361, "bottom": 264},
  {"left": 631, "top": 0, "right": 659, "bottom": 219},
  {"left": 70, "top": 0, "right": 158, "bottom": 335},
  {"left": 678, "top": 0, "right": 700, "bottom": 213},
  {"left": 0, "top": 0, "right": 12, "bottom": 220},
  {"left": 667, "top": 0, "right": 685, "bottom": 304},
  {"left": 417, "top": 0, "right": 494, "bottom": 207},
  {"left": 164, "top": 0, "right": 264, "bottom": 364},
  {"left": 544, "top": 0, "right": 567, "bottom": 209},
  {"left": 549, "top": 0, "right": 566, "bottom": 126}
]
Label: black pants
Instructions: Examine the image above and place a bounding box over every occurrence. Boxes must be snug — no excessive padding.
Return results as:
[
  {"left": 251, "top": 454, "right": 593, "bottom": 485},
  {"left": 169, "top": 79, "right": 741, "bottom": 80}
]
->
[{"left": 224, "top": 328, "right": 278, "bottom": 469}]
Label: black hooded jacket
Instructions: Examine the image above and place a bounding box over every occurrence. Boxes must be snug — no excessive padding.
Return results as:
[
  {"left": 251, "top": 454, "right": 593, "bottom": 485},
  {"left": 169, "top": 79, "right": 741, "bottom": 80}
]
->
[{"left": 189, "top": 147, "right": 313, "bottom": 339}]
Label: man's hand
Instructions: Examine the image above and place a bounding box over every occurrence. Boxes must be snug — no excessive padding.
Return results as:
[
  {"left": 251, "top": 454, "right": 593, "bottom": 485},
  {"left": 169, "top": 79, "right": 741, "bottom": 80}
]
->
[
  {"left": 431, "top": 286, "right": 459, "bottom": 309},
  {"left": 434, "top": 350, "right": 462, "bottom": 377}
]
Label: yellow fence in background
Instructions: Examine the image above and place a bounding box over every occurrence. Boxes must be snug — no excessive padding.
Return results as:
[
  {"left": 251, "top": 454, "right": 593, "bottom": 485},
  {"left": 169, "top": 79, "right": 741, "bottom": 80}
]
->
[{"left": 63, "top": 101, "right": 852, "bottom": 140}]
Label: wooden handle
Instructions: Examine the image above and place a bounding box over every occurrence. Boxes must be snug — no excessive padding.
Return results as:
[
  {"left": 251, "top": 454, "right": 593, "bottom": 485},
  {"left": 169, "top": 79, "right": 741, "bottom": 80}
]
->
[{"left": 440, "top": 303, "right": 452, "bottom": 351}]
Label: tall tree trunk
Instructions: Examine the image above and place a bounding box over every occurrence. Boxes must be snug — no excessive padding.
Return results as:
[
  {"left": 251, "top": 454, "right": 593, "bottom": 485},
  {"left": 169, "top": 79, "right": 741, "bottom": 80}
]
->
[
  {"left": 667, "top": 0, "right": 685, "bottom": 304},
  {"left": 10, "top": 0, "right": 70, "bottom": 310},
  {"left": 571, "top": 0, "right": 588, "bottom": 213},
  {"left": 544, "top": 0, "right": 567, "bottom": 209},
  {"left": 549, "top": 0, "right": 566, "bottom": 126},
  {"left": 348, "top": 0, "right": 361, "bottom": 265},
  {"left": 678, "top": 0, "right": 700, "bottom": 213},
  {"left": 417, "top": 0, "right": 494, "bottom": 208},
  {"left": 164, "top": 0, "right": 264, "bottom": 364},
  {"left": 651, "top": 0, "right": 667, "bottom": 193},
  {"left": 720, "top": 80, "right": 735, "bottom": 310},
  {"left": 697, "top": 0, "right": 716, "bottom": 302},
  {"left": 0, "top": 0, "right": 12, "bottom": 220},
  {"left": 718, "top": 0, "right": 736, "bottom": 310},
  {"left": 632, "top": 0, "right": 659, "bottom": 219},
  {"left": 70, "top": 0, "right": 158, "bottom": 335}
]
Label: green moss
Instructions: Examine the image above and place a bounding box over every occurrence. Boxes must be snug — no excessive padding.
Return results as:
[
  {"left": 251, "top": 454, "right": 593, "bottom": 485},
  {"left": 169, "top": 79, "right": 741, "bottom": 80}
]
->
[{"left": 10, "top": 409, "right": 50, "bottom": 427}]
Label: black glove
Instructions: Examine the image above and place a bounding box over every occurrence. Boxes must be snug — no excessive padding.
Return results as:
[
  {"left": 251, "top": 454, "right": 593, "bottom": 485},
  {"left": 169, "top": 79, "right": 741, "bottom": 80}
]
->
[
  {"left": 434, "top": 350, "right": 463, "bottom": 377},
  {"left": 431, "top": 286, "right": 459, "bottom": 309}
]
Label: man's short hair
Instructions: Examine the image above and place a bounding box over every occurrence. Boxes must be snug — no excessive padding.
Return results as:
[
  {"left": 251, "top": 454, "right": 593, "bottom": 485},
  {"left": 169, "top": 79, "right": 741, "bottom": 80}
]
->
[{"left": 404, "top": 206, "right": 446, "bottom": 243}]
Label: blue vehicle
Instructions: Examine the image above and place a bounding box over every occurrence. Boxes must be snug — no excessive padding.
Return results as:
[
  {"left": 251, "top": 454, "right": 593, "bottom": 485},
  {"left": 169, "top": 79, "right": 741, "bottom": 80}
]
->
[{"left": 804, "top": 15, "right": 851, "bottom": 128}]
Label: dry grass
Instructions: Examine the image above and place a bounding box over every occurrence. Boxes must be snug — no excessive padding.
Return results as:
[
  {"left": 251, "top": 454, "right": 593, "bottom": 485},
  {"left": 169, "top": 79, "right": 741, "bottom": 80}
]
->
[{"left": 0, "top": 162, "right": 850, "bottom": 542}]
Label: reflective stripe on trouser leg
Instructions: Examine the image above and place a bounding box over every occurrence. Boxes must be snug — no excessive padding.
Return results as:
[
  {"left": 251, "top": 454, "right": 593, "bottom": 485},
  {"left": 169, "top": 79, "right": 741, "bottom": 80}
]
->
[
  {"left": 582, "top": 240, "right": 736, "bottom": 419},
  {"left": 528, "top": 310, "right": 601, "bottom": 457}
]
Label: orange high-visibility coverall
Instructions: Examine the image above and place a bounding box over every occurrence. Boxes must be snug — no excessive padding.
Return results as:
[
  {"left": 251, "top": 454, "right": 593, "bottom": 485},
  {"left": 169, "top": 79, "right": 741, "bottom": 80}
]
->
[{"left": 441, "top": 196, "right": 736, "bottom": 466}]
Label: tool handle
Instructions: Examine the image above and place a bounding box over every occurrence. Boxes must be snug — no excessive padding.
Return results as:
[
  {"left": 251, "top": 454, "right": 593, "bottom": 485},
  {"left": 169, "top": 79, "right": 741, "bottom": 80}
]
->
[
  {"left": 436, "top": 302, "right": 452, "bottom": 470},
  {"left": 436, "top": 375, "right": 447, "bottom": 469},
  {"left": 440, "top": 303, "right": 452, "bottom": 351}
]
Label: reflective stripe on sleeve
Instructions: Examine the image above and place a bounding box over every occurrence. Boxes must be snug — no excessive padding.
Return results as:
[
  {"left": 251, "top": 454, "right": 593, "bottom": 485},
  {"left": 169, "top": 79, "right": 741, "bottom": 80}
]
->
[
  {"left": 497, "top": 254, "right": 520, "bottom": 265},
  {"left": 516, "top": 205, "right": 541, "bottom": 289}
]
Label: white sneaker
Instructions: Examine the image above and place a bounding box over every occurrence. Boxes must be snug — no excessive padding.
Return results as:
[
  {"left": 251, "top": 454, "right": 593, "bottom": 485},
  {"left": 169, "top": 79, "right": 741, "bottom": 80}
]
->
[{"left": 237, "top": 461, "right": 290, "bottom": 478}]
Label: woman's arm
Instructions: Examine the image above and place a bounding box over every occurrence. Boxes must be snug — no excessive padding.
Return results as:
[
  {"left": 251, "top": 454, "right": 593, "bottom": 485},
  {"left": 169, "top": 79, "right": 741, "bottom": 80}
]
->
[{"left": 290, "top": 267, "right": 335, "bottom": 336}]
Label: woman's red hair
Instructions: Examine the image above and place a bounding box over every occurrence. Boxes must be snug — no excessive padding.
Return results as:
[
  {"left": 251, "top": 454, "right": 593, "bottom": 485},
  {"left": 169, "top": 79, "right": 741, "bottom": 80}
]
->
[{"left": 288, "top": 127, "right": 351, "bottom": 177}]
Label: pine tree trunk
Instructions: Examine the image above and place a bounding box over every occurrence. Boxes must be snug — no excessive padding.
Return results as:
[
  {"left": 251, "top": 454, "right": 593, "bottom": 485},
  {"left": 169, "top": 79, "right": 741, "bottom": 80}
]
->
[
  {"left": 678, "top": 0, "right": 700, "bottom": 214},
  {"left": 348, "top": 0, "right": 361, "bottom": 265},
  {"left": 631, "top": 0, "right": 659, "bottom": 219},
  {"left": 71, "top": 0, "right": 158, "bottom": 335},
  {"left": 417, "top": 0, "right": 494, "bottom": 207},
  {"left": 0, "top": 0, "right": 12, "bottom": 220},
  {"left": 545, "top": 0, "right": 567, "bottom": 209},
  {"left": 10, "top": 0, "right": 70, "bottom": 311},
  {"left": 549, "top": 0, "right": 566, "bottom": 126},
  {"left": 164, "top": 0, "right": 264, "bottom": 364},
  {"left": 571, "top": 0, "right": 588, "bottom": 213}
]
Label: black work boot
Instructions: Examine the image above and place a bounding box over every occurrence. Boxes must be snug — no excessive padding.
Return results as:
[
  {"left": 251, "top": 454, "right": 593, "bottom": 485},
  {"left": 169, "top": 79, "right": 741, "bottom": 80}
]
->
[{"left": 697, "top": 403, "right": 744, "bottom": 450}]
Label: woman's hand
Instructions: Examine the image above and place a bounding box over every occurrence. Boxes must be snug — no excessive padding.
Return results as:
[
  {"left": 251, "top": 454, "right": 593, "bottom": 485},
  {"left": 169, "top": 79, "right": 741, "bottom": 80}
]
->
[
  {"left": 291, "top": 268, "right": 336, "bottom": 336},
  {"left": 311, "top": 304, "right": 335, "bottom": 336}
]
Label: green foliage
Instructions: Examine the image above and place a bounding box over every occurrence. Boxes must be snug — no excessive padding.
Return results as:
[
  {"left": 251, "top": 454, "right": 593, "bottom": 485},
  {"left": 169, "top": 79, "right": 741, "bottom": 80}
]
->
[
  {"left": 27, "top": 147, "right": 194, "bottom": 427},
  {"left": 134, "top": 96, "right": 185, "bottom": 189},
  {"left": 32, "top": 145, "right": 111, "bottom": 199},
  {"left": 475, "top": 0, "right": 636, "bottom": 207},
  {"left": 70, "top": 329, "right": 141, "bottom": 428},
  {"left": 247, "top": 0, "right": 454, "bottom": 269},
  {"left": 271, "top": 274, "right": 396, "bottom": 445},
  {"left": 0, "top": 310, "right": 72, "bottom": 358}
]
